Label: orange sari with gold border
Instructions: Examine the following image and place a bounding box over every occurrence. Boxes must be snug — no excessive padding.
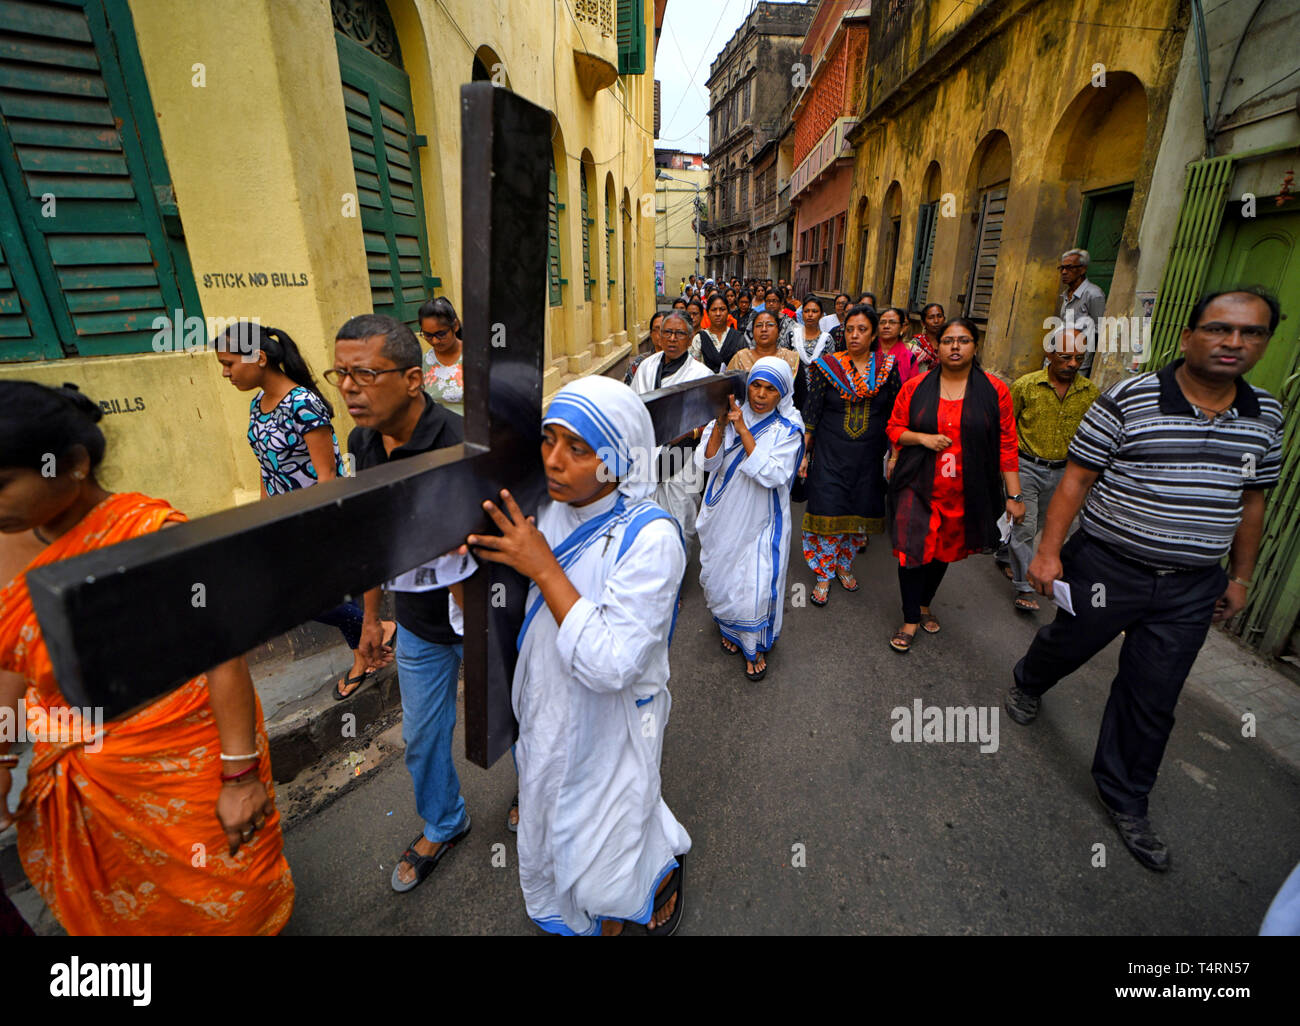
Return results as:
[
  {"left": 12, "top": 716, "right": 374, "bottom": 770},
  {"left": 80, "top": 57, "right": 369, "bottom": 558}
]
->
[{"left": 0, "top": 493, "right": 294, "bottom": 935}]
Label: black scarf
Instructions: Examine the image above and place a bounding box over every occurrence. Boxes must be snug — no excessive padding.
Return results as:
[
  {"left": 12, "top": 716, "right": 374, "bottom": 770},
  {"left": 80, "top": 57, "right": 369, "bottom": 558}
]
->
[
  {"left": 655, "top": 350, "right": 690, "bottom": 389},
  {"left": 888, "top": 365, "right": 1003, "bottom": 564}
]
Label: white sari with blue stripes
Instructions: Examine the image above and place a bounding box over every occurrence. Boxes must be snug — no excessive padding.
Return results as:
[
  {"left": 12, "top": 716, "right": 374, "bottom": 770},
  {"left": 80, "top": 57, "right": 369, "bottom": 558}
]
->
[
  {"left": 695, "top": 404, "right": 804, "bottom": 661},
  {"left": 513, "top": 489, "right": 691, "bottom": 936}
]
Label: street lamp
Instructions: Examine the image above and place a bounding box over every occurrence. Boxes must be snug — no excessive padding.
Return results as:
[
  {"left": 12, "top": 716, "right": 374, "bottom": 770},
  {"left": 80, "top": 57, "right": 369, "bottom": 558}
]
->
[{"left": 656, "top": 169, "right": 703, "bottom": 278}]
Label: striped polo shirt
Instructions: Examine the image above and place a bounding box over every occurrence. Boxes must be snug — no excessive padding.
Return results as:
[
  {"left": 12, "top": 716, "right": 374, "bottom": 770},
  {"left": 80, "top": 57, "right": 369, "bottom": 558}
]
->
[{"left": 1068, "top": 358, "right": 1283, "bottom": 569}]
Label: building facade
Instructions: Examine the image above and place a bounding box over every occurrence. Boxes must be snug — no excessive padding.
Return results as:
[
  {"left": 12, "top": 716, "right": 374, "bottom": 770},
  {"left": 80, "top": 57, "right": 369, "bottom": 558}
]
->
[
  {"left": 0, "top": 0, "right": 662, "bottom": 516},
  {"left": 703, "top": 0, "right": 815, "bottom": 282},
  {"left": 844, "top": 0, "right": 1186, "bottom": 378},
  {"left": 788, "top": 1, "right": 868, "bottom": 302},
  {"left": 654, "top": 149, "right": 708, "bottom": 292}
]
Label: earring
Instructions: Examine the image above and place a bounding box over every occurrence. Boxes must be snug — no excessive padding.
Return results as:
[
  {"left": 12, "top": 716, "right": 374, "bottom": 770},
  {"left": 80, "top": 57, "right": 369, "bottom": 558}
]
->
[{"left": 73, "top": 471, "right": 85, "bottom": 480}]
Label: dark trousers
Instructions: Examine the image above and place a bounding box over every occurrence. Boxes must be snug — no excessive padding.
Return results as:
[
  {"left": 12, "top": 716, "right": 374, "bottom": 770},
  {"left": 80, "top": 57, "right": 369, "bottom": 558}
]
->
[
  {"left": 898, "top": 560, "right": 949, "bottom": 623},
  {"left": 314, "top": 600, "right": 365, "bottom": 651},
  {"left": 1013, "top": 532, "right": 1226, "bottom": 817}
]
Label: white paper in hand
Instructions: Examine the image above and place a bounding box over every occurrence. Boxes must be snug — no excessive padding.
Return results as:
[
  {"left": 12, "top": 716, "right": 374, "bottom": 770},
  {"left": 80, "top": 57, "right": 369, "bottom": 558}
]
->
[
  {"left": 996, "top": 512, "right": 1013, "bottom": 544},
  {"left": 1052, "top": 579, "right": 1075, "bottom": 615}
]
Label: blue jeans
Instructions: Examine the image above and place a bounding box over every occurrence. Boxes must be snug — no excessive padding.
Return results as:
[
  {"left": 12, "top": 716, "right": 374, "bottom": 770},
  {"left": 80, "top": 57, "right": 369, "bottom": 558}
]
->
[
  {"left": 394, "top": 625, "right": 467, "bottom": 843},
  {"left": 314, "top": 600, "right": 365, "bottom": 650}
]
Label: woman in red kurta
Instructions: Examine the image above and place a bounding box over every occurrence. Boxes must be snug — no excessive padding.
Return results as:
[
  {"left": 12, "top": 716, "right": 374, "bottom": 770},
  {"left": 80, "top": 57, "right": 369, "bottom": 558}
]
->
[{"left": 885, "top": 318, "right": 1025, "bottom": 652}]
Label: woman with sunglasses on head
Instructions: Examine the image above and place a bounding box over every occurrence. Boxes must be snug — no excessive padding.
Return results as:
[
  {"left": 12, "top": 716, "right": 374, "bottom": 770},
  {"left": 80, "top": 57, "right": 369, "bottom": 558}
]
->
[
  {"left": 213, "top": 321, "right": 395, "bottom": 701},
  {"left": 419, "top": 297, "right": 465, "bottom": 417}
]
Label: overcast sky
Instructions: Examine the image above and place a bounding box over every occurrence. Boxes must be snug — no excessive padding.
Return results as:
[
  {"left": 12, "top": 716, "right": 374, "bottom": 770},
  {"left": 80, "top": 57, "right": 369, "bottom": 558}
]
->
[{"left": 655, "top": 0, "right": 759, "bottom": 158}]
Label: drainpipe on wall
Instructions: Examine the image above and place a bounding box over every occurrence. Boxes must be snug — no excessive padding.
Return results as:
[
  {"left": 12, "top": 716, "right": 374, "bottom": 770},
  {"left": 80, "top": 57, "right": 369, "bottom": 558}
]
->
[{"left": 1189, "top": 0, "right": 1216, "bottom": 157}]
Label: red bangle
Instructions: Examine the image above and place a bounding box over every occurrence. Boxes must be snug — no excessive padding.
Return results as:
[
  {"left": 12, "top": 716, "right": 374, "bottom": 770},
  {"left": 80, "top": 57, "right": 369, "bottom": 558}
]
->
[{"left": 220, "top": 763, "right": 258, "bottom": 783}]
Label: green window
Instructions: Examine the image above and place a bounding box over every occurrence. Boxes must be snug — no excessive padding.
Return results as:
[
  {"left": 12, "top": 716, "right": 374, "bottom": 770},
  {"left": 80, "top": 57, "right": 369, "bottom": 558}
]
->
[
  {"left": 908, "top": 201, "right": 937, "bottom": 314},
  {"left": 580, "top": 168, "right": 592, "bottom": 302},
  {"left": 617, "top": 0, "right": 645, "bottom": 76},
  {"left": 336, "top": 29, "right": 437, "bottom": 327},
  {"left": 0, "top": 0, "right": 201, "bottom": 362},
  {"left": 605, "top": 198, "right": 615, "bottom": 299},
  {"left": 548, "top": 160, "right": 564, "bottom": 307}
]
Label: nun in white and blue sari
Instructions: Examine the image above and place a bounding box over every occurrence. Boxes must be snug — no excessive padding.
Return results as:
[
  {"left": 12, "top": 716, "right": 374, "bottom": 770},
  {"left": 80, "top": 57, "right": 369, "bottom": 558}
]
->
[
  {"left": 514, "top": 375, "right": 692, "bottom": 935},
  {"left": 695, "top": 357, "right": 805, "bottom": 671}
]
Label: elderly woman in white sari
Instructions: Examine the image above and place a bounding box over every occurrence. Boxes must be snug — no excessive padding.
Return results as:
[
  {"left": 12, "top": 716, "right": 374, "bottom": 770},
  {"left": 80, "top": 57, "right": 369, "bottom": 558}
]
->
[
  {"left": 695, "top": 357, "right": 805, "bottom": 681},
  {"left": 465, "top": 375, "right": 691, "bottom": 936}
]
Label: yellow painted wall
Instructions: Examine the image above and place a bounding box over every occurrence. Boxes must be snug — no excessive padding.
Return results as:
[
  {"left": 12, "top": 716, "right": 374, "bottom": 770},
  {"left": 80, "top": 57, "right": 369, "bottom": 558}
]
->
[
  {"left": 0, "top": 0, "right": 658, "bottom": 517},
  {"left": 844, "top": 0, "right": 1186, "bottom": 382}
]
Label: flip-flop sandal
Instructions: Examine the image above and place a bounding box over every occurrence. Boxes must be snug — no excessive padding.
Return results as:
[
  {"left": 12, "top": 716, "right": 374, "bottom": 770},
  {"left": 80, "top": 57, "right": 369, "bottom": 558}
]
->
[
  {"left": 837, "top": 573, "right": 860, "bottom": 592},
  {"left": 333, "top": 669, "right": 371, "bottom": 701},
  {"left": 381, "top": 624, "right": 398, "bottom": 651},
  {"left": 507, "top": 794, "right": 519, "bottom": 834},
  {"left": 645, "top": 855, "right": 686, "bottom": 936},
  {"left": 920, "top": 614, "right": 941, "bottom": 634},
  {"left": 1013, "top": 595, "right": 1040, "bottom": 613},
  {"left": 720, "top": 638, "right": 740, "bottom": 655},
  {"left": 390, "top": 816, "right": 471, "bottom": 893},
  {"left": 745, "top": 657, "right": 767, "bottom": 682},
  {"left": 998, "top": 562, "right": 1014, "bottom": 581},
  {"left": 811, "top": 582, "right": 831, "bottom": 607},
  {"left": 890, "top": 630, "right": 914, "bottom": 653}
]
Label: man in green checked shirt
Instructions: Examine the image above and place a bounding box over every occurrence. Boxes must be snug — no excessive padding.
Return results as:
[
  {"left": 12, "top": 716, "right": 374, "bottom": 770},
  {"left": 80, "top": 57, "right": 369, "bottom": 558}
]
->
[{"left": 1005, "top": 326, "right": 1098, "bottom": 612}]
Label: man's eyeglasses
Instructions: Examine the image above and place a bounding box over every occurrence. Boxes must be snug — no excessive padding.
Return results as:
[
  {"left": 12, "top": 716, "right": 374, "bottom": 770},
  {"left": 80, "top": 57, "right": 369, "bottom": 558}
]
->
[
  {"left": 420, "top": 328, "right": 453, "bottom": 342},
  {"left": 324, "top": 366, "right": 418, "bottom": 387},
  {"left": 1195, "top": 322, "right": 1270, "bottom": 342},
  {"left": 1058, "top": 263, "right": 1084, "bottom": 272},
  {"left": 660, "top": 329, "right": 692, "bottom": 340}
]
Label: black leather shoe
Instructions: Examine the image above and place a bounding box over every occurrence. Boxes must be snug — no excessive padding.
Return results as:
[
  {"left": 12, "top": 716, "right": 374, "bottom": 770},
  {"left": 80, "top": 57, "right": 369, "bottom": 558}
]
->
[
  {"left": 1101, "top": 799, "right": 1170, "bottom": 873},
  {"left": 1004, "top": 683, "right": 1040, "bottom": 725}
]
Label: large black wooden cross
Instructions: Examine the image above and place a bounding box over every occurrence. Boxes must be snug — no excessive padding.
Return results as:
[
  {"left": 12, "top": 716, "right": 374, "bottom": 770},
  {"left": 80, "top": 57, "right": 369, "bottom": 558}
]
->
[{"left": 27, "top": 84, "right": 742, "bottom": 768}]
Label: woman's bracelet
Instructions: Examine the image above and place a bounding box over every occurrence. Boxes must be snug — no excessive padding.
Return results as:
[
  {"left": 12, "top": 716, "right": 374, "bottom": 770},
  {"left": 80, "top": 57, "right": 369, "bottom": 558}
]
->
[
  {"left": 0, "top": 753, "right": 19, "bottom": 767},
  {"left": 1229, "top": 576, "right": 1251, "bottom": 589},
  {"left": 220, "top": 751, "right": 259, "bottom": 762},
  {"left": 220, "top": 763, "right": 259, "bottom": 783}
]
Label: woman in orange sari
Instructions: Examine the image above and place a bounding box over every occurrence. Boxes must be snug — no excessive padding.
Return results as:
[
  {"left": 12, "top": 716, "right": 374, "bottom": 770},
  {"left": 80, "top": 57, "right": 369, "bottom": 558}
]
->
[{"left": 0, "top": 381, "right": 294, "bottom": 935}]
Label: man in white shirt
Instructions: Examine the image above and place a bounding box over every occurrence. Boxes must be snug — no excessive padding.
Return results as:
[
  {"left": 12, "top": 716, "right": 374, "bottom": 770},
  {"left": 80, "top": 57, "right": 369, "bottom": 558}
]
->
[{"left": 1057, "top": 249, "right": 1107, "bottom": 377}]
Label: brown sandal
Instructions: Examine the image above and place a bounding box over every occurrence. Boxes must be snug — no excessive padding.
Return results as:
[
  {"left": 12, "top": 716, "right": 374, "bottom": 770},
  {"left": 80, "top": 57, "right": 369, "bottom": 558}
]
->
[
  {"left": 919, "top": 613, "right": 941, "bottom": 634},
  {"left": 1013, "top": 595, "right": 1039, "bottom": 613},
  {"left": 890, "top": 629, "right": 914, "bottom": 653}
]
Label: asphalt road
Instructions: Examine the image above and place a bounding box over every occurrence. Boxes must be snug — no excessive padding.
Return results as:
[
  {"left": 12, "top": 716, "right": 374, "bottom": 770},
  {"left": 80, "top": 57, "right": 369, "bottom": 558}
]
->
[{"left": 282, "top": 510, "right": 1300, "bottom": 935}]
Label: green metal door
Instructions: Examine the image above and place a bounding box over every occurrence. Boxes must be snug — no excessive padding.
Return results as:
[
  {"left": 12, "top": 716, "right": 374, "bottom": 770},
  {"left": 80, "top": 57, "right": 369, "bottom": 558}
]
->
[
  {"left": 1075, "top": 185, "right": 1132, "bottom": 299},
  {"left": 336, "top": 30, "right": 435, "bottom": 327},
  {"left": 1204, "top": 204, "right": 1300, "bottom": 657}
]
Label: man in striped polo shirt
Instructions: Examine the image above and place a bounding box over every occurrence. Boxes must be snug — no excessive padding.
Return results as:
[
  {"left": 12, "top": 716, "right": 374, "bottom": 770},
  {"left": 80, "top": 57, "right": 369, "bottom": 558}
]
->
[{"left": 1005, "top": 289, "right": 1285, "bottom": 872}]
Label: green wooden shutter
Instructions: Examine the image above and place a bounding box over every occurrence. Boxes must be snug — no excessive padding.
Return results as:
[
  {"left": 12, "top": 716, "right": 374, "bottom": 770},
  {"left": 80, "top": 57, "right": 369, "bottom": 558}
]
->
[
  {"left": 908, "top": 201, "right": 936, "bottom": 313},
  {"left": 336, "top": 32, "right": 436, "bottom": 327},
  {"left": 964, "top": 186, "right": 1006, "bottom": 321},
  {"left": 605, "top": 199, "right": 615, "bottom": 299},
  {"left": 580, "top": 168, "right": 591, "bottom": 301},
  {"left": 617, "top": 0, "right": 645, "bottom": 75},
  {"left": 548, "top": 161, "right": 563, "bottom": 307},
  {"left": 1147, "top": 156, "right": 1235, "bottom": 368},
  {"left": 0, "top": 0, "right": 202, "bottom": 361}
]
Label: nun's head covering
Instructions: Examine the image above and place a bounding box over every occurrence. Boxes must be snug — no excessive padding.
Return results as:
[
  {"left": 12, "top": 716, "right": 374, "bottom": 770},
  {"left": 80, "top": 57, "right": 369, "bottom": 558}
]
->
[
  {"left": 543, "top": 375, "right": 655, "bottom": 501},
  {"left": 746, "top": 356, "right": 802, "bottom": 426}
]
